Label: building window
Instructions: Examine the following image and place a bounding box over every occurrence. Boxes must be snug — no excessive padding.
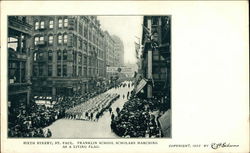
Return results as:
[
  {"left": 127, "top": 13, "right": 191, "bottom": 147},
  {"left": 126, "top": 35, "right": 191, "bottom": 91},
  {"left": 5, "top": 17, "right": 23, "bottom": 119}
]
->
[
  {"left": 78, "top": 38, "right": 82, "bottom": 49},
  {"left": 33, "top": 53, "right": 37, "bottom": 61},
  {"left": 49, "top": 35, "right": 53, "bottom": 44},
  {"left": 63, "top": 34, "right": 67, "bottom": 44},
  {"left": 64, "top": 18, "right": 68, "bottom": 27},
  {"left": 35, "top": 22, "right": 39, "bottom": 30},
  {"left": 33, "top": 65, "right": 38, "bottom": 76},
  {"left": 49, "top": 20, "right": 54, "bottom": 29},
  {"left": 83, "top": 41, "right": 87, "bottom": 52},
  {"left": 48, "top": 65, "right": 52, "bottom": 76},
  {"left": 58, "top": 19, "right": 63, "bottom": 28},
  {"left": 38, "top": 52, "right": 43, "bottom": 61},
  {"left": 84, "top": 26, "right": 88, "bottom": 38},
  {"left": 58, "top": 35, "right": 62, "bottom": 44},
  {"left": 38, "top": 64, "right": 43, "bottom": 76},
  {"left": 48, "top": 51, "right": 53, "bottom": 61},
  {"left": 63, "top": 50, "right": 67, "bottom": 60},
  {"left": 79, "top": 23, "right": 83, "bottom": 36},
  {"left": 34, "top": 37, "right": 39, "bottom": 45},
  {"left": 84, "top": 67, "right": 87, "bottom": 77},
  {"left": 57, "top": 50, "right": 61, "bottom": 61},
  {"left": 78, "top": 66, "right": 82, "bottom": 76},
  {"left": 40, "top": 21, "right": 45, "bottom": 29},
  {"left": 57, "top": 65, "right": 61, "bottom": 76},
  {"left": 84, "top": 56, "right": 87, "bottom": 66},
  {"left": 73, "top": 65, "right": 76, "bottom": 77},
  {"left": 39, "top": 36, "right": 44, "bottom": 43},
  {"left": 73, "top": 34, "right": 77, "bottom": 47},
  {"left": 63, "top": 65, "right": 67, "bottom": 76},
  {"left": 78, "top": 53, "right": 82, "bottom": 64}
]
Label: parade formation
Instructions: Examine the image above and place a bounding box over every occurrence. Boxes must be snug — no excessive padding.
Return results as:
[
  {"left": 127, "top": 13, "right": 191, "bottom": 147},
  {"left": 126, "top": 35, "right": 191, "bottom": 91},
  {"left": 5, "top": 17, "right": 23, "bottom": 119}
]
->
[
  {"left": 7, "top": 15, "right": 171, "bottom": 138},
  {"left": 65, "top": 93, "right": 120, "bottom": 121}
]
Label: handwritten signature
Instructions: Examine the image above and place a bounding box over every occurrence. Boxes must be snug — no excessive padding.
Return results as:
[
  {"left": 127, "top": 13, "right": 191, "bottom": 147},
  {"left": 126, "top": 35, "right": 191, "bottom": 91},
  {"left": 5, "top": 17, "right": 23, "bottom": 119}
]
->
[{"left": 211, "top": 143, "right": 239, "bottom": 149}]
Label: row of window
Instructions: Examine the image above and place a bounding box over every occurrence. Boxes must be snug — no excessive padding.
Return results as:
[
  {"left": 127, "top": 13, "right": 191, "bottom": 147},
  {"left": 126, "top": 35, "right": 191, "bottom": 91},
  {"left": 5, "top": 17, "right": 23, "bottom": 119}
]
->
[
  {"left": 35, "top": 18, "right": 68, "bottom": 30},
  {"left": 34, "top": 51, "right": 90, "bottom": 67},
  {"left": 34, "top": 34, "right": 67, "bottom": 45},
  {"left": 34, "top": 64, "right": 91, "bottom": 77},
  {"left": 33, "top": 64, "right": 105, "bottom": 78}
]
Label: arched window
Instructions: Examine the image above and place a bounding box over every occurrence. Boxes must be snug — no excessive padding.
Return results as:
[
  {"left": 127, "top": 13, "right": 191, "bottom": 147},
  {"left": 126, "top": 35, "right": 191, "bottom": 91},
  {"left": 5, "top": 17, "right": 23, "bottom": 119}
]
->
[
  {"left": 49, "top": 20, "right": 54, "bottom": 29},
  {"left": 40, "top": 21, "right": 45, "bottom": 29},
  {"left": 49, "top": 35, "right": 53, "bottom": 44},
  {"left": 58, "top": 34, "right": 62, "bottom": 44},
  {"left": 35, "top": 21, "right": 39, "bottom": 30},
  {"left": 34, "top": 37, "right": 39, "bottom": 45},
  {"left": 63, "top": 34, "right": 67, "bottom": 44},
  {"left": 58, "top": 18, "right": 63, "bottom": 28},
  {"left": 64, "top": 18, "right": 68, "bottom": 27}
]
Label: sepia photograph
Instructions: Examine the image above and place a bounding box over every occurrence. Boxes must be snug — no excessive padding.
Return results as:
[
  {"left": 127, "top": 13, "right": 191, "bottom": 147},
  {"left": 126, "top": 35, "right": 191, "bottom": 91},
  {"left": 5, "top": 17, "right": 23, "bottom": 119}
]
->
[{"left": 7, "top": 15, "right": 171, "bottom": 138}]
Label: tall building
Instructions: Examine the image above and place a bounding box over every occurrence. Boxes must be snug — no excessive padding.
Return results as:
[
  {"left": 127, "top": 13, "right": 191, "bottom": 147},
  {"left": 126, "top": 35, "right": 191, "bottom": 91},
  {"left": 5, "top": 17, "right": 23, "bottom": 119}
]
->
[
  {"left": 140, "top": 16, "right": 171, "bottom": 98},
  {"left": 30, "top": 16, "right": 107, "bottom": 98},
  {"left": 104, "top": 31, "right": 115, "bottom": 67},
  {"left": 104, "top": 31, "right": 115, "bottom": 80},
  {"left": 8, "top": 16, "right": 33, "bottom": 108},
  {"left": 112, "top": 35, "right": 124, "bottom": 67}
]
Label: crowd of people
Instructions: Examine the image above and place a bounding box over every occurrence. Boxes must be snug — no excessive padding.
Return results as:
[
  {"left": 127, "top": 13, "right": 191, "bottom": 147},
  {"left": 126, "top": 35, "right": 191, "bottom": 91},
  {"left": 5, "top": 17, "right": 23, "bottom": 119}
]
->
[
  {"left": 111, "top": 96, "right": 170, "bottom": 138},
  {"left": 8, "top": 82, "right": 119, "bottom": 138},
  {"left": 65, "top": 93, "right": 119, "bottom": 121},
  {"left": 8, "top": 103, "right": 61, "bottom": 137}
]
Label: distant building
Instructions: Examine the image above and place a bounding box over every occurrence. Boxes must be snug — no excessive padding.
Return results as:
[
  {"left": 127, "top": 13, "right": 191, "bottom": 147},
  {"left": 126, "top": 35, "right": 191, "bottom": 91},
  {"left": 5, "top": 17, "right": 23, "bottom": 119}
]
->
[
  {"left": 8, "top": 16, "right": 33, "bottom": 108},
  {"left": 112, "top": 35, "right": 124, "bottom": 67},
  {"left": 104, "top": 31, "right": 115, "bottom": 67},
  {"left": 30, "top": 16, "right": 107, "bottom": 98},
  {"left": 104, "top": 31, "right": 115, "bottom": 80},
  {"left": 139, "top": 16, "right": 171, "bottom": 98}
]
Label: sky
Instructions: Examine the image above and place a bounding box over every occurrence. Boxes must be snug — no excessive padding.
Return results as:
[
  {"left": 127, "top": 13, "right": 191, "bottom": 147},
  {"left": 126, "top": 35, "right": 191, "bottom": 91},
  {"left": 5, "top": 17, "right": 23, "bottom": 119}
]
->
[{"left": 97, "top": 16, "right": 143, "bottom": 64}]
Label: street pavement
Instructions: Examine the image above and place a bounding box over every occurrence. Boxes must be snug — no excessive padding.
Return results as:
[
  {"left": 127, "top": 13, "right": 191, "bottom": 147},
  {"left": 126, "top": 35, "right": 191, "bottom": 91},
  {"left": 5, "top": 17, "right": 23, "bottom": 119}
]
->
[{"left": 44, "top": 81, "right": 134, "bottom": 138}]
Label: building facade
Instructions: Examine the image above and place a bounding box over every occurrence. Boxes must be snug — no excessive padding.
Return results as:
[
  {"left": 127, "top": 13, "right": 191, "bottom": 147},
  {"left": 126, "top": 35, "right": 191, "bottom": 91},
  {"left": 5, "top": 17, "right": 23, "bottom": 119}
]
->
[
  {"left": 104, "top": 31, "right": 116, "bottom": 80},
  {"left": 140, "top": 16, "right": 171, "bottom": 99},
  {"left": 112, "top": 35, "right": 124, "bottom": 67},
  {"left": 8, "top": 16, "right": 33, "bottom": 108},
  {"left": 31, "top": 16, "right": 111, "bottom": 98}
]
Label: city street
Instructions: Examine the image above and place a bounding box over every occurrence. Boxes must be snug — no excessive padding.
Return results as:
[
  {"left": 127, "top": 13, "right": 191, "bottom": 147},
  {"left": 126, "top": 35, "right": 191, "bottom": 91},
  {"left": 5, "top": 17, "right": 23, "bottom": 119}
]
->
[{"left": 44, "top": 81, "right": 134, "bottom": 138}]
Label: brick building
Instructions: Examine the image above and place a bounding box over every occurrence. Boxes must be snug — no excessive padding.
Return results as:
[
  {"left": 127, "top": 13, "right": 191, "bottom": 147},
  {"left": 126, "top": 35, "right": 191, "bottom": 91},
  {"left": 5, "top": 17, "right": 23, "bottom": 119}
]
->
[{"left": 30, "top": 16, "right": 114, "bottom": 98}]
